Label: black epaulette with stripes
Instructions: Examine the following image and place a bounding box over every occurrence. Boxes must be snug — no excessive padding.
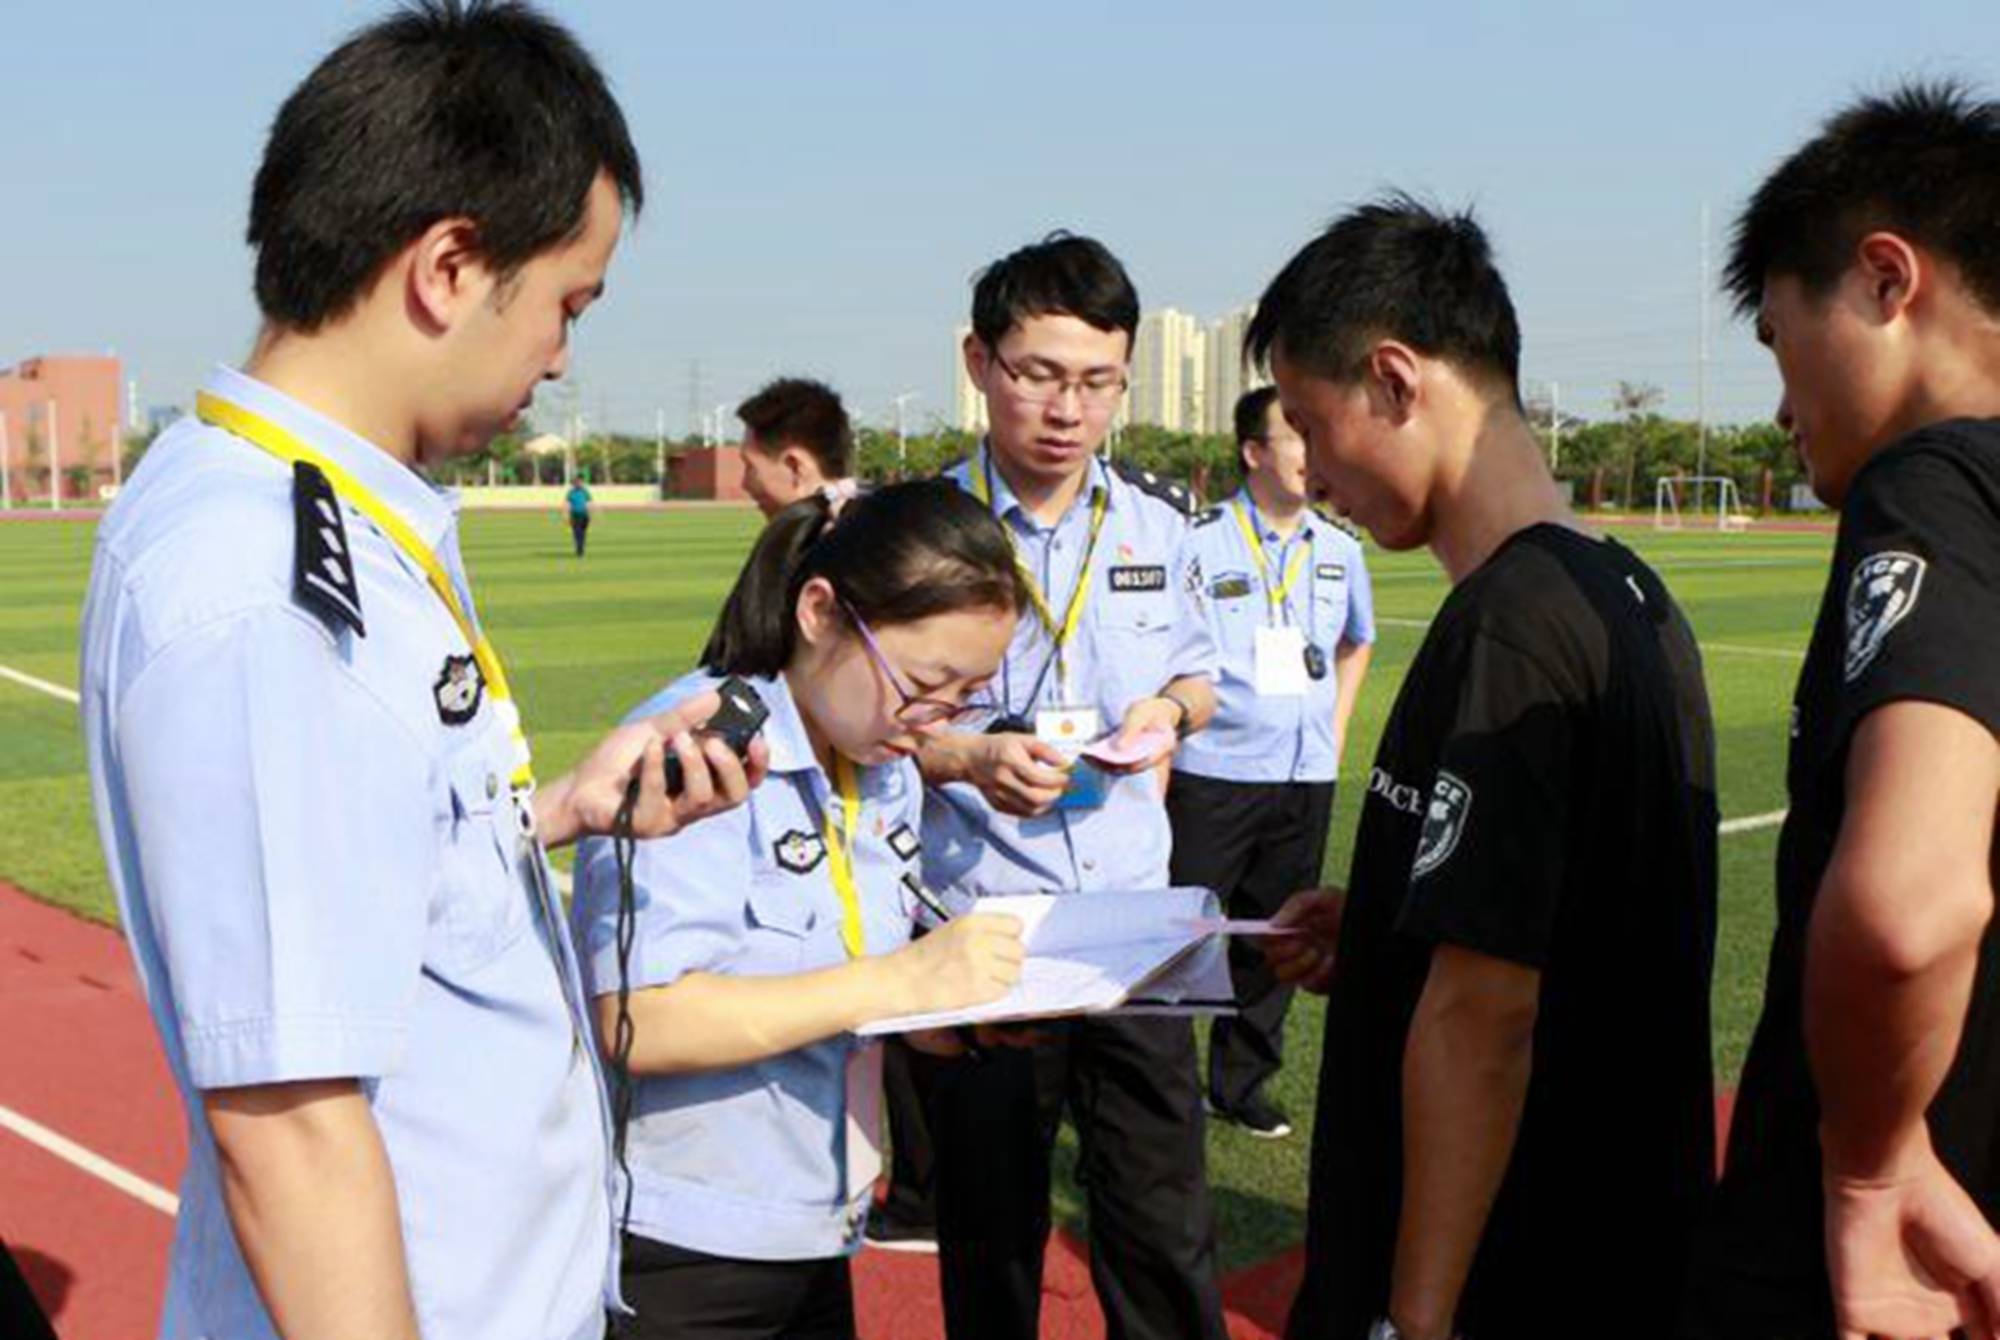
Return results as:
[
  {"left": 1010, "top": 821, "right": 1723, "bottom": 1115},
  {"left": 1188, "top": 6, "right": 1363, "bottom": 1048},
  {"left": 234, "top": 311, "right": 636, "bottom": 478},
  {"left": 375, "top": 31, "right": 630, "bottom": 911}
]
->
[
  {"left": 291, "top": 461, "right": 365, "bottom": 639},
  {"left": 1110, "top": 460, "right": 1196, "bottom": 516}
]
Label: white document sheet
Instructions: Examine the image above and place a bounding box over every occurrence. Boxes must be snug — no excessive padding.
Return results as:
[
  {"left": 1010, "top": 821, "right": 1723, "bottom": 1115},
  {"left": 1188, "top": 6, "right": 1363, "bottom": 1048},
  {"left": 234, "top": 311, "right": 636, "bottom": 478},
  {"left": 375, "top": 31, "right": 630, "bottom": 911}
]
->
[{"left": 857, "top": 887, "right": 1238, "bottom": 1035}]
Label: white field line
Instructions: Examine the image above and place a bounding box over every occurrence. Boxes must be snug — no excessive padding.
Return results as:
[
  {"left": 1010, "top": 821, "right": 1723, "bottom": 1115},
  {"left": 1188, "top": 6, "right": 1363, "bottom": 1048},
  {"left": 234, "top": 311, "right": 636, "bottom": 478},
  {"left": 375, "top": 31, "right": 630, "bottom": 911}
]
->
[
  {"left": 1372, "top": 619, "right": 1791, "bottom": 837},
  {"left": 0, "top": 663, "right": 79, "bottom": 705},
  {"left": 0, "top": 1102, "right": 178, "bottom": 1215}
]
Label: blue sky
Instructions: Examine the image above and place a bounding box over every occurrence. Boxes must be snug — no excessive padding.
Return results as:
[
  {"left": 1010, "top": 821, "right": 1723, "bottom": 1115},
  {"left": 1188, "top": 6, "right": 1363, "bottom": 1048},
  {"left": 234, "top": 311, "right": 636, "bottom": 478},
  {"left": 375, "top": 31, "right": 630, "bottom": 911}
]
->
[{"left": 3, "top": 1, "right": 1995, "bottom": 436}]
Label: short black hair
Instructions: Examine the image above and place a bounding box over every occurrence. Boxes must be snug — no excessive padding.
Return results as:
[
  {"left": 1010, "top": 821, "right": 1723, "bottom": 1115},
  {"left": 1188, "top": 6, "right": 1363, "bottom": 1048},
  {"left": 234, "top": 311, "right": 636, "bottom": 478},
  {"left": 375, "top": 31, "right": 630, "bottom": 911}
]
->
[
  {"left": 1233, "top": 386, "right": 1281, "bottom": 446},
  {"left": 737, "top": 378, "right": 853, "bottom": 478},
  {"left": 970, "top": 231, "right": 1140, "bottom": 351},
  {"left": 250, "top": 0, "right": 643, "bottom": 330},
  {"left": 1246, "top": 195, "right": 1522, "bottom": 403},
  {"left": 1726, "top": 80, "right": 2000, "bottom": 318}
]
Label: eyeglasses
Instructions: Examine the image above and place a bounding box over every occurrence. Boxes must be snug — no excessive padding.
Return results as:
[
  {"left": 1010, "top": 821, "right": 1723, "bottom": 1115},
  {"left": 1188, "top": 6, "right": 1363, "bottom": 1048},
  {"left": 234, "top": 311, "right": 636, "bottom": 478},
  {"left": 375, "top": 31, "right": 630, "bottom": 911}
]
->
[
  {"left": 988, "top": 348, "right": 1128, "bottom": 409},
  {"left": 843, "top": 602, "right": 985, "bottom": 727}
]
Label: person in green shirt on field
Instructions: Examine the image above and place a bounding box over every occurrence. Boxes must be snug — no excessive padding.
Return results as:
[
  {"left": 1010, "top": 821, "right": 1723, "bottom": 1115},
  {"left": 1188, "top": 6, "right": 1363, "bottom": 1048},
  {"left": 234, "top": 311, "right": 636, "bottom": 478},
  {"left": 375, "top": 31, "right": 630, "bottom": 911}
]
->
[{"left": 566, "top": 472, "right": 594, "bottom": 556}]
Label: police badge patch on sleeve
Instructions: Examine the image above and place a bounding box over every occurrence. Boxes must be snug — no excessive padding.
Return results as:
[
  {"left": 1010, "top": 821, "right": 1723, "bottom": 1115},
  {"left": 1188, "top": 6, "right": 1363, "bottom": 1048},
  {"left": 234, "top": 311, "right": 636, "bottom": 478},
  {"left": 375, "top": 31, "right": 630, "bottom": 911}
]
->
[
  {"left": 1412, "top": 771, "right": 1473, "bottom": 879},
  {"left": 433, "top": 654, "right": 484, "bottom": 726},
  {"left": 1844, "top": 551, "right": 1926, "bottom": 683},
  {"left": 773, "top": 830, "right": 828, "bottom": 875}
]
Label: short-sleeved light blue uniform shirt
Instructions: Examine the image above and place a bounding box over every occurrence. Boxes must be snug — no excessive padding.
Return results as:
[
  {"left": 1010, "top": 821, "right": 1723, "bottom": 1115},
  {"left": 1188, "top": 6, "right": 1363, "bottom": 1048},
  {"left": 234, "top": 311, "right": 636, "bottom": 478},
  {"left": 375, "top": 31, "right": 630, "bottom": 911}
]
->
[
  {"left": 1174, "top": 491, "right": 1377, "bottom": 784},
  {"left": 922, "top": 446, "right": 1219, "bottom": 898},
  {"left": 571, "top": 670, "right": 925, "bottom": 1261},
  {"left": 79, "top": 367, "right": 618, "bottom": 1340}
]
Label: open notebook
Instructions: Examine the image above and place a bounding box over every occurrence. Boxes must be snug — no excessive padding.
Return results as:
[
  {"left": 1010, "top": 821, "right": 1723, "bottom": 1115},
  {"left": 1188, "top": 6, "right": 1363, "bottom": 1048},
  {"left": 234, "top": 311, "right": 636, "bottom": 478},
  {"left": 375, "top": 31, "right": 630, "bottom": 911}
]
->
[{"left": 857, "top": 886, "right": 1236, "bottom": 1036}]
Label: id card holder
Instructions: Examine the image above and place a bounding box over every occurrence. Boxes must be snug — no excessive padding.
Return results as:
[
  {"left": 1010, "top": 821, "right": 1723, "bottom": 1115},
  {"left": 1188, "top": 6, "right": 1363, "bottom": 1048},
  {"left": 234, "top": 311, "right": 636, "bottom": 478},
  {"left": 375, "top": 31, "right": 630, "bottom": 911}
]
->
[
  {"left": 845, "top": 1043, "right": 884, "bottom": 1196},
  {"left": 1036, "top": 706, "right": 1107, "bottom": 811},
  {"left": 1253, "top": 624, "right": 1311, "bottom": 697}
]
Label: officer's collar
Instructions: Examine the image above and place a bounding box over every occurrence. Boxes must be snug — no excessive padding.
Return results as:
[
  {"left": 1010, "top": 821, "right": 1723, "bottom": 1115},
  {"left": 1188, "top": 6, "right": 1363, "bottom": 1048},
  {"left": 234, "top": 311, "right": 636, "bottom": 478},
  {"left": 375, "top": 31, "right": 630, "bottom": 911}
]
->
[
  {"left": 1233, "top": 485, "right": 1313, "bottom": 542},
  {"left": 975, "top": 440, "right": 1111, "bottom": 526},
  {"left": 755, "top": 670, "right": 905, "bottom": 801},
  {"left": 203, "top": 365, "right": 458, "bottom": 549}
]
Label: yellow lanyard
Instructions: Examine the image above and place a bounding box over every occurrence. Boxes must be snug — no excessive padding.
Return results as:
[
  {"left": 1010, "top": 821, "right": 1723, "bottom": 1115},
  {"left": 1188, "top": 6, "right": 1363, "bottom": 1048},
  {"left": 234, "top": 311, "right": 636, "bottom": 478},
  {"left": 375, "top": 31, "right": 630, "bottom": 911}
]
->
[
  {"left": 820, "top": 755, "right": 866, "bottom": 959},
  {"left": 196, "top": 391, "right": 535, "bottom": 791},
  {"left": 968, "top": 448, "right": 1109, "bottom": 686},
  {"left": 1231, "top": 501, "right": 1310, "bottom": 625}
]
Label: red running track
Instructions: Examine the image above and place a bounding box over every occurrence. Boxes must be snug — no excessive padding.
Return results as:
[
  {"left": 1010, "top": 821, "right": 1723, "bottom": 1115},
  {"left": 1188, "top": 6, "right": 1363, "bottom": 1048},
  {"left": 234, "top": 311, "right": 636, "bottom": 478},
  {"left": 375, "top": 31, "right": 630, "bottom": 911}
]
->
[{"left": 0, "top": 883, "right": 1304, "bottom": 1340}]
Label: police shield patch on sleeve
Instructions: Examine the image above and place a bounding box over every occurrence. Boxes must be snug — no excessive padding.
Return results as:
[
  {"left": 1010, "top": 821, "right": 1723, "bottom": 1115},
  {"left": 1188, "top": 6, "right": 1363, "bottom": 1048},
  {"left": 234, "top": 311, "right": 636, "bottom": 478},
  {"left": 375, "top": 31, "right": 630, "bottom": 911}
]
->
[
  {"left": 1412, "top": 771, "right": 1473, "bottom": 879},
  {"left": 773, "top": 830, "right": 828, "bottom": 875},
  {"left": 292, "top": 461, "right": 365, "bottom": 638},
  {"left": 433, "top": 654, "right": 484, "bottom": 726},
  {"left": 1844, "top": 551, "right": 1926, "bottom": 683}
]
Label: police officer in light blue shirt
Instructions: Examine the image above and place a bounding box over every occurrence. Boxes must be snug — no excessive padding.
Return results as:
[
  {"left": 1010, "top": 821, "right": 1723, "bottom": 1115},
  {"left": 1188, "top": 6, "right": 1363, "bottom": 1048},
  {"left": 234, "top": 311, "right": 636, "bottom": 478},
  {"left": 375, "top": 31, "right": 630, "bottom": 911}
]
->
[
  {"left": 1169, "top": 385, "right": 1375, "bottom": 1141},
  {"left": 77, "top": 11, "right": 760, "bottom": 1339},
  {"left": 571, "top": 482, "right": 1026, "bottom": 1339},
  {"left": 911, "top": 234, "right": 1229, "bottom": 1340}
]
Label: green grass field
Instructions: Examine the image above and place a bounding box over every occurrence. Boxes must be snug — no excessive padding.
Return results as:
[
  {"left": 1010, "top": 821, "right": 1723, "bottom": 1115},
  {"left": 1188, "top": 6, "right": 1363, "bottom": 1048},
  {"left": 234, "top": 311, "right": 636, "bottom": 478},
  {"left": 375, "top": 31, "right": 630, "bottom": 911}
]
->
[{"left": 0, "top": 506, "right": 1829, "bottom": 1270}]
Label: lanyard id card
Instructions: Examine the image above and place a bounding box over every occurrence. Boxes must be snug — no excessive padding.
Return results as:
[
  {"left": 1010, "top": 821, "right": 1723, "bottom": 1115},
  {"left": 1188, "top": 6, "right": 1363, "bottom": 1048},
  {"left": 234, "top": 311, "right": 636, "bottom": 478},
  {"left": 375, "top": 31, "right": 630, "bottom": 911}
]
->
[
  {"left": 1253, "top": 624, "right": 1312, "bottom": 697},
  {"left": 1036, "top": 705, "right": 1109, "bottom": 811}
]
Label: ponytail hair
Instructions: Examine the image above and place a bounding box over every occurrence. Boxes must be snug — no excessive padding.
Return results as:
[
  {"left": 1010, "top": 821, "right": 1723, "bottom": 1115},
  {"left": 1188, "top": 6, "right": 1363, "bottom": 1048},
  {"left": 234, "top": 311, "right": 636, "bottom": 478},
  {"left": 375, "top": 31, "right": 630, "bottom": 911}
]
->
[{"left": 701, "top": 479, "right": 1025, "bottom": 677}]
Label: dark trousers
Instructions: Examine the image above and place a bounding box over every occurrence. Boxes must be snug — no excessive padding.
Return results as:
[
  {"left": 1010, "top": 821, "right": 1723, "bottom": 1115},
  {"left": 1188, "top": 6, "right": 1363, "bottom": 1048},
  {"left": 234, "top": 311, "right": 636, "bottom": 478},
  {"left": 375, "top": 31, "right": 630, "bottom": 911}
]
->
[
  {"left": 570, "top": 513, "right": 591, "bottom": 556},
  {"left": 929, "top": 1014, "right": 1228, "bottom": 1340},
  {"left": 1166, "top": 773, "right": 1336, "bottom": 1113},
  {"left": 881, "top": 1035, "right": 938, "bottom": 1226},
  {"left": 615, "top": 1234, "right": 855, "bottom": 1340}
]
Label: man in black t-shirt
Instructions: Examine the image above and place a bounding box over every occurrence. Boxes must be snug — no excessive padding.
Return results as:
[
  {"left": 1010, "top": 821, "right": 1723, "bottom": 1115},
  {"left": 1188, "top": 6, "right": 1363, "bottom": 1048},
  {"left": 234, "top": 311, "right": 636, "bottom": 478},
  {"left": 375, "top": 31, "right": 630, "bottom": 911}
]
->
[
  {"left": 1246, "top": 199, "right": 1720, "bottom": 1340},
  {"left": 1682, "top": 84, "right": 2000, "bottom": 1340}
]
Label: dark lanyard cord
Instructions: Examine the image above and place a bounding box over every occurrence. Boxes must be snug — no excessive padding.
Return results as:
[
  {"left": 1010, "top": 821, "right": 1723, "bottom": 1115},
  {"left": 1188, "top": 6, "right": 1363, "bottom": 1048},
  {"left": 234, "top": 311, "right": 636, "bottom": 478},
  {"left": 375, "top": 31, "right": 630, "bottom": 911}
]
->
[{"left": 610, "top": 788, "right": 641, "bottom": 1241}]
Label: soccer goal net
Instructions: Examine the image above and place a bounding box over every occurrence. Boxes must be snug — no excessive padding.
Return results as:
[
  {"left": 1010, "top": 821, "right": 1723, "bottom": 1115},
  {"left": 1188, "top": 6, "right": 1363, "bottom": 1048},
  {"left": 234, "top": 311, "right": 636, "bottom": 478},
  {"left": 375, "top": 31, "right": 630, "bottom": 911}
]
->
[{"left": 1654, "top": 475, "right": 1748, "bottom": 531}]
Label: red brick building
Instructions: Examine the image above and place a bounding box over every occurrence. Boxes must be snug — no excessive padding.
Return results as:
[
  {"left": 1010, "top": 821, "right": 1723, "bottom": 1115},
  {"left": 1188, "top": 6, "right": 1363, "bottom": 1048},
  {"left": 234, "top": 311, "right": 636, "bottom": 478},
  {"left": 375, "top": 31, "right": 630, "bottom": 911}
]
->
[
  {"left": 0, "top": 355, "right": 122, "bottom": 507},
  {"left": 668, "top": 444, "right": 751, "bottom": 501}
]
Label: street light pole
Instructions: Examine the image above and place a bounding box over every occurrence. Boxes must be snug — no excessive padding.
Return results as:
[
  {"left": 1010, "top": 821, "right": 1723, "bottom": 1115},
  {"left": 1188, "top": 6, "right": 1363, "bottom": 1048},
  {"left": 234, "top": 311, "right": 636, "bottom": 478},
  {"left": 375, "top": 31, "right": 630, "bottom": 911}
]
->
[{"left": 891, "top": 392, "right": 920, "bottom": 473}]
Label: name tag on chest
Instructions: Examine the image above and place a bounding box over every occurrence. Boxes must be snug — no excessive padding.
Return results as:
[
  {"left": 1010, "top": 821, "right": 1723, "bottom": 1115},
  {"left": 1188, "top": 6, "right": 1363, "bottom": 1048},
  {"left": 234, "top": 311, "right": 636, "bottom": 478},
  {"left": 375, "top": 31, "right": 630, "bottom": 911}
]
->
[{"left": 1254, "top": 625, "right": 1311, "bottom": 697}]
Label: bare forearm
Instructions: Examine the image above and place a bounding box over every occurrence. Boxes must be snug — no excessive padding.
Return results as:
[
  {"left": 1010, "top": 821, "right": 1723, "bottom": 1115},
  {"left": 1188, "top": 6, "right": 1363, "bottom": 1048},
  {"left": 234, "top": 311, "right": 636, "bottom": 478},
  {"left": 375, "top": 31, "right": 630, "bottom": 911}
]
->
[
  {"left": 1393, "top": 962, "right": 1535, "bottom": 1338},
  {"left": 1806, "top": 868, "right": 1988, "bottom": 1174},
  {"left": 603, "top": 957, "right": 904, "bottom": 1075},
  {"left": 916, "top": 731, "right": 976, "bottom": 787},
  {"left": 206, "top": 1081, "right": 419, "bottom": 1340}
]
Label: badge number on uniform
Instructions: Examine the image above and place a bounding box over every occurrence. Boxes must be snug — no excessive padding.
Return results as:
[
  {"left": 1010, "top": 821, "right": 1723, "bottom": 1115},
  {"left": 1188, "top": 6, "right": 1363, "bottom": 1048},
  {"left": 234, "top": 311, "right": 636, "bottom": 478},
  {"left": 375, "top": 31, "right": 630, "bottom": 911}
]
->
[{"left": 1412, "top": 771, "right": 1473, "bottom": 879}]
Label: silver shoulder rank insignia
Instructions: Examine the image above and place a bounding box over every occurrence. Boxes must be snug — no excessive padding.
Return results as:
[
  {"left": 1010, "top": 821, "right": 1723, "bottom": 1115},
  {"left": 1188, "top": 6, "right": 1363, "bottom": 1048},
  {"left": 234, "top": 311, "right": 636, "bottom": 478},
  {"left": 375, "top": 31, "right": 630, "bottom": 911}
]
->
[
  {"left": 773, "top": 829, "right": 827, "bottom": 875},
  {"left": 292, "top": 461, "right": 364, "bottom": 638},
  {"left": 433, "top": 654, "right": 484, "bottom": 726},
  {"left": 1844, "top": 551, "right": 1926, "bottom": 683},
  {"left": 887, "top": 823, "right": 921, "bottom": 862},
  {"left": 1412, "top": 771, "right": 1473, "bottom": 879}
]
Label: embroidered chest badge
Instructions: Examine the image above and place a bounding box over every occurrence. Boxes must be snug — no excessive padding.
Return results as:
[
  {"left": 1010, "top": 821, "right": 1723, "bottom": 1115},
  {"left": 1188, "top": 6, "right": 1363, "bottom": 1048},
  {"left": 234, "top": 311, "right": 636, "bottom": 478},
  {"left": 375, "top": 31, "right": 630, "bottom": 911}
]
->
[
  {"left": 433, "top": 654, "right": 484, "bottom": 726},
  {"left": 773, "top": 829, "right": 828, "bottom": 875}
]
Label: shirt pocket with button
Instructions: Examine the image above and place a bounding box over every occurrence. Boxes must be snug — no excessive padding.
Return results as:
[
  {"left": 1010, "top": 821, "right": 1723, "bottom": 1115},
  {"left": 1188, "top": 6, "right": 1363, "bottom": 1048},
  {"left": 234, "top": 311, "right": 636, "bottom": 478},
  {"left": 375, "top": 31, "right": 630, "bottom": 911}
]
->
[
  {"left": 1093, "top": 587, "right": 1176, "bottom": 713},
  {"left": 430, "top": 738, "right": 535, "bottom": 976},
  {"left": 742, "top": 875, "right": 822, "bottom": 975}
]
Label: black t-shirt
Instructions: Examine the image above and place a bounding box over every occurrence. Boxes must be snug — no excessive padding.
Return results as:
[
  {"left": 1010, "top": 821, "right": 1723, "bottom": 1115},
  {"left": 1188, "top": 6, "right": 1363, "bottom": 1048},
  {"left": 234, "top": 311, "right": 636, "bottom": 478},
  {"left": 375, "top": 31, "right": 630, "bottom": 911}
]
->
[
  {"left": 1685, "top": 420, "right": 2000, "bottom": 1340},
  {"left": 1289, "top": 525, "right": 1719, "bottom": 1340}
]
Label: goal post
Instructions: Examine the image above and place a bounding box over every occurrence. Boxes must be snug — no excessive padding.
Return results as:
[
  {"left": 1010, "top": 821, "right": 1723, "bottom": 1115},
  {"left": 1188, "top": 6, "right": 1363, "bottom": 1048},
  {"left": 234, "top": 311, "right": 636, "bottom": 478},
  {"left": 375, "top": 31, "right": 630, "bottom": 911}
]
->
[{"left": 1654, "top": 475, "right": 1747, "bottom": 531}]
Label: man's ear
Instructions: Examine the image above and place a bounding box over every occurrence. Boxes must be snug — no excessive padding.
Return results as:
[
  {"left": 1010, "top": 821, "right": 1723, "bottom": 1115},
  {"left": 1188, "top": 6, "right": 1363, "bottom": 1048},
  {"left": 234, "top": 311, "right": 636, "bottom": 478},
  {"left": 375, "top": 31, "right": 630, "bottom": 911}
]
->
[
  {"left": 405, "top": 215, "right": 489, "bottom": 334},
  {"left": 1854, "top": 230, "right": 1922, "bottom": 324},
  {"left": 1366, "top": 341, "right": 1424, "bottom": 422}
]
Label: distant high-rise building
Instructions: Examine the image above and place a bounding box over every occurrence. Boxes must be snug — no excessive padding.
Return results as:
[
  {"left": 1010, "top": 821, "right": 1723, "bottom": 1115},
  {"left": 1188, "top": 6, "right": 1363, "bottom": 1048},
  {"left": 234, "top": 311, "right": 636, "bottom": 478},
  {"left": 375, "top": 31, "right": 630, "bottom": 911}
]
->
[
  {"left": 951, "top": 325, "right": 988, "bottom": 435},
  {"left": 1130, "top": 308, "right": 1207, "bottom": 431},
  {"left": 1203, "top": 305, "right": 1267, "bottom": 435}
]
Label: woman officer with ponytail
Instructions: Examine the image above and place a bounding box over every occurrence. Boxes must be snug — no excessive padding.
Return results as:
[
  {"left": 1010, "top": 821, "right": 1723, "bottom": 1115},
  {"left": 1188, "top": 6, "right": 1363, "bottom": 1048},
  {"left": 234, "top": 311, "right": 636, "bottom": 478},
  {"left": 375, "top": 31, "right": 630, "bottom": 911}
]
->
[{"left": 570, "top": 480, "right": 1029, "bottom": 1339}]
